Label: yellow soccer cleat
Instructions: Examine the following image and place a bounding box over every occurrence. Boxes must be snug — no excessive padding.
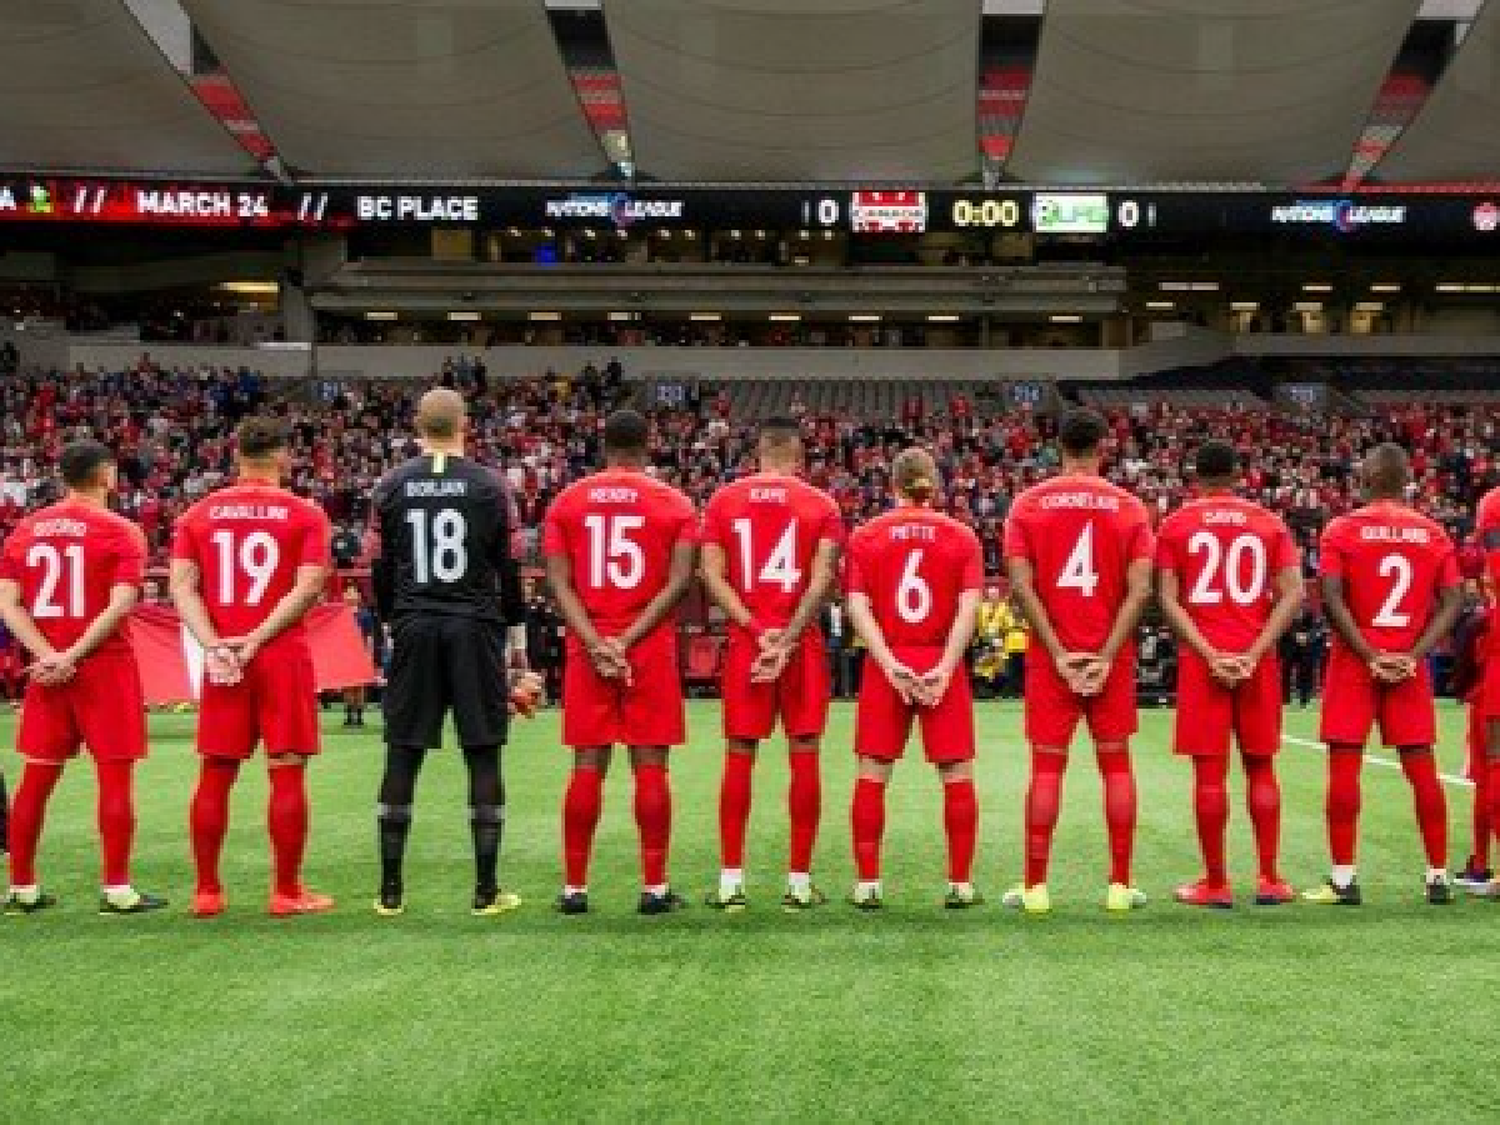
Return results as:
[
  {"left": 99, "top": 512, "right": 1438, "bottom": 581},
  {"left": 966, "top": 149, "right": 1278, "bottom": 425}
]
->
[
  {"left": 1000, "top": 884, "right": 1051, "bottom": 915},
  {"left": 472, "top": 890, "right": 522, "bottom": 917},
  {"left": 1301, "top": 879, "right": 1362, "bottom": 906},
  {"left": 1105, "top": 884, "right": 1147, "bottom": 913}
]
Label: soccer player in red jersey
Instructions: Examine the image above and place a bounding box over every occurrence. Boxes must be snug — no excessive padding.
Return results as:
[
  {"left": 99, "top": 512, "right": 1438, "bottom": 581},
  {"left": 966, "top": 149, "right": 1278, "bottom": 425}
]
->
[
  {"left": 0, "top": 441, "right": 165, "bottom": 914},
  {"left": 1155, "top": 440, "right": 1304, "bottom": 908},
  {"left": 700, "top": 418, "right": 843, "bottom": 911},
  {"left": 1001, "top": 408, "right": 1154, "bottom": 914},
  {"left": 845, "top": 448, "right": 983, "bottom": 910},
  {"left": 1449, "top": 594, "right": 1491, "bottom": 891},
  {"left": 170, "top": 417, "right": 335, "bottom": 918},
  {"left": 1308, "top": 444, "right": 1460, "bottom": 906},
  {"left": 544, "top": 409, "right": 699, "bottom": 915}
]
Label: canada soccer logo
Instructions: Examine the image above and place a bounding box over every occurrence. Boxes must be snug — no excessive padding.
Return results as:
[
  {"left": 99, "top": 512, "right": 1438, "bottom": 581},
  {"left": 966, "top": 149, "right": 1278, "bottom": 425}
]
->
[{"left": 1473, "top": 202, "right": 1500, "bottom": 232}]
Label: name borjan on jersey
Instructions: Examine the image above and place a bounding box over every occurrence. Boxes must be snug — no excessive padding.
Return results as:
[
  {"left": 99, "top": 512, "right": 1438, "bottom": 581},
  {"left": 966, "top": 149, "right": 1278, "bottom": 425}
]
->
[{"left": 405, "top": 479, "right": 469, "bottom": 498}]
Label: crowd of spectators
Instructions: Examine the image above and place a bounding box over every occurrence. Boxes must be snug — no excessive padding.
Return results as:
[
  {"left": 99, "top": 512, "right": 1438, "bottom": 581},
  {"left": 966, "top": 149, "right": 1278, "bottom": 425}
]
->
[{"left": 2, "top": 357, "right": 1499, "bottom": 582}]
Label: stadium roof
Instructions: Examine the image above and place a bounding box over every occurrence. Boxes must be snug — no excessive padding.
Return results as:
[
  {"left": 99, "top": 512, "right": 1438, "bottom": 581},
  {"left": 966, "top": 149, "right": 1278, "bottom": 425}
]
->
[{"left": 1, "top": 0, "right": 1496, "bottom": 185}]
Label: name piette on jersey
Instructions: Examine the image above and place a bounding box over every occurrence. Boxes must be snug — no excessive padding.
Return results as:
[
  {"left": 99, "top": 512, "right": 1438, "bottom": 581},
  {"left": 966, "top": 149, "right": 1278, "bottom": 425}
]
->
[
  {"left": 405, "top": 480, "right": 469, "bottom": 498},
  {"left": 209, "top": 503, "right": 290, "bottom": 521},
  {"left": 888, "top": 523, "right": 938, "bottom": 542},
  {"left": 1359, "top": 524, "right": 1432, "bottom": 544}
]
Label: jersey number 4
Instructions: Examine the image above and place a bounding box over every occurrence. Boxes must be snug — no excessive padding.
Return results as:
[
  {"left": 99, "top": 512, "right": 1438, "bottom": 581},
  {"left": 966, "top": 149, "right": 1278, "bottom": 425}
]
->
[
  {"left": 731, "top": 518, "right": 802, "bottom": 593},
  {"left": 1057, "top": 522, "right": 1099, "bottom": 598}
]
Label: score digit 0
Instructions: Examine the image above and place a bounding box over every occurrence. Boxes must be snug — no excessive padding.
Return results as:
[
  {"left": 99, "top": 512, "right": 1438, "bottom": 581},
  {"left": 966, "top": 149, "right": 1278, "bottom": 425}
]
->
[{"left": 816, "top": 197, "right": 840, "bottom": 227}]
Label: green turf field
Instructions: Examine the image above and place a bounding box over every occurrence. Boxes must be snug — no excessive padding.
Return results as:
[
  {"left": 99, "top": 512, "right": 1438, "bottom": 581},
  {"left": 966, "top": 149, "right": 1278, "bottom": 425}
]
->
[{"left": 4, "top": 699, "right": 1500, "bottom": 1123}]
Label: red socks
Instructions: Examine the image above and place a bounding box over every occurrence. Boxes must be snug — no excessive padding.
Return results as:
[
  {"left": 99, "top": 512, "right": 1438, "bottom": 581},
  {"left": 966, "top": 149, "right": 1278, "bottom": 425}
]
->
[
  {"left": 1191, "top": 755, "right": 1230, "bottom": 888},
  {"left": 1326, "top": 747, "right": 1362, "bottom": 867},
  {"left": 1024, "top": 749, "right": 1065, "bottom": 887},
  {"left": 718, "top": 751, "right": 754, "bottom": 870},
  {"left": 943, "top": 778, "right": 978, "bottom": 884},
  {"left": 190, "top": 757, "right": 240, "bottom": 895},
  {"left": 267, "top": 764, "right": 310, "bottom": 897},
  {"left": 851, "top": 777, "right": 886, "bottom": 881},
  {"left": 94, "top": 759, "right": 135, "bottom": 888},
  {"left": 8, "top": 762, "right": 63, "bottom": 887},
  {"left": 787, "top": 750, "right": 821, "bottom": 875},
  {"left": 1488, "top": 757, "right": 1500, "bottom": 862},
  {"left": 1242, "top": 753, "right": 1283, "bottom": 882},
  {"left": 1473, "top": 763, "right": 1491, "bottom": 870},
  {"left": 632, "top": 763, "right": 671, "bottom": 887},
  {"left": 1399, "top": 749, "right": 1447, "bottom": 870},
  {"left": 562, "top": 767, "right": 603, "bottom": 887},
  {"left": 1098, "top": 749, "right": 1137, "bottom": 886}
]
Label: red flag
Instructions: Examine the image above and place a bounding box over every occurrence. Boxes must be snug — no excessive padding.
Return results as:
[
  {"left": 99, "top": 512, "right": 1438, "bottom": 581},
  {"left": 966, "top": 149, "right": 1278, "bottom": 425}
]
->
[{"left": 128, "top": 604, "right": 378, "bottom": 707}]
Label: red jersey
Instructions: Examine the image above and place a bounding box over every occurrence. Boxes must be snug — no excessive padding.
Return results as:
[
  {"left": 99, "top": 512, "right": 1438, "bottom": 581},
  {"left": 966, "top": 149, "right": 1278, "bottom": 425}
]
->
[
  {"left": 0, "top": 499, "right": 145, "bottom": 655},
  {"left": 700, "top": 474, "right": 844, "bottom": 630},
  {"left": 1475, "top": 486, "right": 1500, "bottom": 585},
  {"left": 171, "top": 481, "right": 331, "bottom": 643},
  {"left": 542, "top": 468, "right": 697, "bottom": 635},
  {"left": 1318, "top": 500, "right": 1458, "bottom": 654},
  {"left": 1155, "top": 494, "right": 1299, "bottom": 651},
  {"left": 1003, "top": 474, "right": 1154, "bottom": 652},
  {"left": 847, "top": 506, "right": 983, "bottom": 649}
]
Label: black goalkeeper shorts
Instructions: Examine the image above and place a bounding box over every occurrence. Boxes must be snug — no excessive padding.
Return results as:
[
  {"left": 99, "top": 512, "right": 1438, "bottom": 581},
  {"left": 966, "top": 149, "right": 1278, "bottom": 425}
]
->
[{"left": 383, "top": 615, "right": 509, "bottom": 750}]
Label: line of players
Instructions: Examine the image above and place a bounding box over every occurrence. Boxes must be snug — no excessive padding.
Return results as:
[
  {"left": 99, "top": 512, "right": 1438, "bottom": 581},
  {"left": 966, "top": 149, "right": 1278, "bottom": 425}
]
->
[{"left": 0, "top": 398, "right": 1494, "bottom": 916}]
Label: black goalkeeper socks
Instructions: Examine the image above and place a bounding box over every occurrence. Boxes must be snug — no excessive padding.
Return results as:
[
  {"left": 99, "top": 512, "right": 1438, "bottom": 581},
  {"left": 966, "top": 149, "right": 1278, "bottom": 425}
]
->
[{"left": 471, "top": 804, "right": 504, "bottom": 896}]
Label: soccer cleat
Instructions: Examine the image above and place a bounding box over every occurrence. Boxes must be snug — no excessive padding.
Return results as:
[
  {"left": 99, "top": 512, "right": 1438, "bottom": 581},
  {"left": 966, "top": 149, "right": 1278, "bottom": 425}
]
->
[
  {"left": 638, "top": 889, "right": 687, "bottom": 916},
  {"left": 1302, "top": 878, "right": 1362, "bottom": 906},
  {"left": 706, "top": 886, "right": 748, "bottom": 912},
  {"left": 944, "top": 885, "right": 985, "bottom": 910},
  {"left": 848, "top": 886, "right": 885, "bottom": 911},
  {"left": 193, "top": 890, "right": 227, "bottom": 918},
  {"left": 1454, "top": 861, "right": 1494, "bottom": 893},
  {"left": 1427, "top": 873, "right": 1454, "bottom": 906},
  {"left": 1105, "top": 884, "right": 1148, "bottom": 913},
  {"left": 5, "top": 889, "right": 58, "bottom": 915},
  {"left": 1174, "top": 880, "right": 1233, "bottom": 909},
  {"left": 269, "top": 889, "right": 335, "bottom": 917},
  {"left": 373, "top": 887, "right": 404, "bottom": 917},
  {"left": 473, "top": 889, "right": 522, "bottom": 916},
  {"left": 781, "top": 885, "right": 829, "bottom": 912},
  {"left": 555, "top": 891, "right": 590, "bottom": 915},
  {"left": 99, "top": 890, "right": 168, "bottom": 916},
  {"left": 1000, "top": 884, "right": 1051, "bottom": 915},
  {"left": 1253, "top": 878, "right": 1297, "bottom": 906}
]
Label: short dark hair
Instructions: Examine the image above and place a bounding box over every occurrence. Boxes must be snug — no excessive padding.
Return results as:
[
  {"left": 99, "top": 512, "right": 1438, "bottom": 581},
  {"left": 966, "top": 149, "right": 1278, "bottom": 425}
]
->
[
  {"left": 59, "top": 440, "right": 114, "bottom": 489},
  {"left": 603, "top": 409, "right": 649, "bottom": 454},
  {"left": 760, "top": 416, "right": 800, "bottom": 442},
  {"left": 1057, "top": 408, "right": 1107, "bottom": 458},
  {"left": 1194, "top": 440, "right": 1238, "bottom": 482},
  {"left": 236, "top": 416, "right": 288, "bottom": 460}
]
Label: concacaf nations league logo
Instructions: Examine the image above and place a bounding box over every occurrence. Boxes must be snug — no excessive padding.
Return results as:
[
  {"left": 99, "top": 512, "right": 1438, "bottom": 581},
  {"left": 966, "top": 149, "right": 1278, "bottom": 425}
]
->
[{"left": 1473, "top": 202, "right": 1500, "bottom": 233}]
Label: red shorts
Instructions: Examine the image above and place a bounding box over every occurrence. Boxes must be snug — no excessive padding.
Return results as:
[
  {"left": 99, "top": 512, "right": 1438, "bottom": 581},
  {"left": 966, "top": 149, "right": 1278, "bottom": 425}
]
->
[
  {"left": 855, "top": 645, "right": 974, "bottom": 763},
  {"left": 1024, "top": 652, "right": 1136, "bottom": 749},
  {"left": 1319, "top": 645, "right": 1435, "bottom": 749},
  {"left": 562, "top": 627, "right": 685, "bottom": 748},
  {"left": 1480, "top": 658, "right": 1500, "bottom": 720},
  {"left": 198, "top": 638, "right": 320, "bottom": 759},
  {"left": 16, "top": 648, "right": 146, "bottom": 763},
  {"left": 1173, "top": 650, "right": 1282, "bottom": 757},
  {"left": 721, "top": 627, "right": 830, "bottom": 742}
]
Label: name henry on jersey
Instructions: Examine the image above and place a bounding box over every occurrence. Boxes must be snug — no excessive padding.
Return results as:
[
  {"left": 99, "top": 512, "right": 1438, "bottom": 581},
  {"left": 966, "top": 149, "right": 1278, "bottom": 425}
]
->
[
  {"left": 1359, "top": 525, "right": 1431, "bottom": 544},
  {"left": 209, "top": 504, "right": 290, "bottom": 521},
  {"left": 1040, "top": 492, "right": 1122, "bottom": 511},
  {"left": 589, "top": 487, "right": 640, "bottom": 504},
  {"left": 404, "top": 480, "right": 469, "bottom": 499}
]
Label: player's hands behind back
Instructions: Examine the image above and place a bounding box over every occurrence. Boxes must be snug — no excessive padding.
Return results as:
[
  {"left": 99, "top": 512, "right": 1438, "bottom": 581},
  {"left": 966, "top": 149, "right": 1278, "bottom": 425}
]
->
[
  {"left": 205, "top": 642, "right": 244, "bottom": 687},
  {"left": 750, "top": 627, "right": 791, "bottom": 684},
  {"left": 1369, "top": 651, "right": 1417, "bottom": 683},
  {"left": 588, "top": 637, "right": 633, "bottom": 684},
  {"left": 26, "top": 650, "right": 77, "bottom": 687}
]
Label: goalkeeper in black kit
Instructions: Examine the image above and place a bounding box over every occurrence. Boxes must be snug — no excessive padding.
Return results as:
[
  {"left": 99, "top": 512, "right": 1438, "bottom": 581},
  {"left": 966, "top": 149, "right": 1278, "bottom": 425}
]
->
[{"left": 367, "top": 388, "right": 541, "bottom": 917}]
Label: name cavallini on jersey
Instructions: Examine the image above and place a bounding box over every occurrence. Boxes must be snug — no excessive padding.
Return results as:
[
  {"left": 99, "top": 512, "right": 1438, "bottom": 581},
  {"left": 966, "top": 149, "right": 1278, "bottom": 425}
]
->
[
  {"left": 209, "top": 504, "right": 290, "bottom": 521},
  {"left": 405, "top": 480, "right": 469, "bottom": 498}
]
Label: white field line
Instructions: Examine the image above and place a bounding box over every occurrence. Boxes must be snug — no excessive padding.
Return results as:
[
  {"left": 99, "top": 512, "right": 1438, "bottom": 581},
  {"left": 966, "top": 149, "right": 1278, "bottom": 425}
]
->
[{"left": 1282, "top": 735, "right": 1474, "bottom": 789}]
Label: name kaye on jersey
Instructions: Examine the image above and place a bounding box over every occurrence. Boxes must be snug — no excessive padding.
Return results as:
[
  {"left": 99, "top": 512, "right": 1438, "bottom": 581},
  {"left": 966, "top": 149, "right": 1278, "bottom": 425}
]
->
[
  {"left": 749, "top": 488, "right": 788, "bottom": 503},
  {"left": 405, "top": 480, "right": 468, "bottom": 498}
]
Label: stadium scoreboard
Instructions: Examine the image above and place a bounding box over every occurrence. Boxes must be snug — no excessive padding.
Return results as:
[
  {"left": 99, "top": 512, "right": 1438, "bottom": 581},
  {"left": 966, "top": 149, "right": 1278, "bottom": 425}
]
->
[{"left": 2, "top": 177, "right": 1498, "bottom": 239}]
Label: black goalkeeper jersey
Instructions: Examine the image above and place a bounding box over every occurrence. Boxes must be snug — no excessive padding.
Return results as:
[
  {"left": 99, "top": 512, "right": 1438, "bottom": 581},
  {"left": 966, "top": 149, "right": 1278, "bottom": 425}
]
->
[{"left": 370, "top": 453, "right": 523, "bottom": 625}]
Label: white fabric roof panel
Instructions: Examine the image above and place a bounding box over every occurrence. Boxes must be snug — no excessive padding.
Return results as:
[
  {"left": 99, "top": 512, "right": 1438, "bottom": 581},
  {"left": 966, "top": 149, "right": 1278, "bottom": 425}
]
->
[
  {"left": 1372, "top": 1, "right": 1500, "bottom": 182},
  {"left": 605, "top": 0, "right": 983, "bottom": 182},
  {"left": 1007, "top": 0, "right": 1423, "bottom": 185},
  {"left": 0, "top": 0, "right": 252, "bottom": 174},
  {"left": 180, "top": 0, "right": 608, "bottom": 178}
]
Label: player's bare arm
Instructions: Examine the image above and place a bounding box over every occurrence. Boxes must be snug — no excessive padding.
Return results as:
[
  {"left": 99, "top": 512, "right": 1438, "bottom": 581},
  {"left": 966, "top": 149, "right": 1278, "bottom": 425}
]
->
[
  {"left": 170, "top": 557, "right": 239, "bottom": 685},
  {"left": 1157, "top": 567, "right": 1233, "bottom": 680},
  {"left": 754, "top": 537, "right": 841, "bottom": 683},
  {"left": 0, "top": 578, "right": 72, "bottom": 685},
  {"left": 1244, "top": 565, "right": 1306, "bottom": 672},
  {"left": 618, "top": 539, "right": 698, "bottom": 653},
  {"left": 1084, "top": 557, "right": 1154, "bottom": 695},
  {"left": 1007, "top": 555, "right": 1090, "bottom": 690},
  {"left": 1405, "top": 582, "right": 1463, "bottom": 678},
  {"left": 1321, "top": 574, "right": 1390, "bottom": 679},
  {"left": 41, "top": 581, "right": 140, "bottom": 682},
  {"left": 226, "top": 563, "right": 328, "bottom": 666},
  {"left": 919, "top": 587, "right": 982, "bottom": 707},
  {"left": 545, "top": 550, "right": 625, "bottom": 679},
  {"left": 846, "top": 591, "right": 918, "bottom": 705},
  {"left": 700, "top": 540, "right": 755, "bottom": 630}
]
